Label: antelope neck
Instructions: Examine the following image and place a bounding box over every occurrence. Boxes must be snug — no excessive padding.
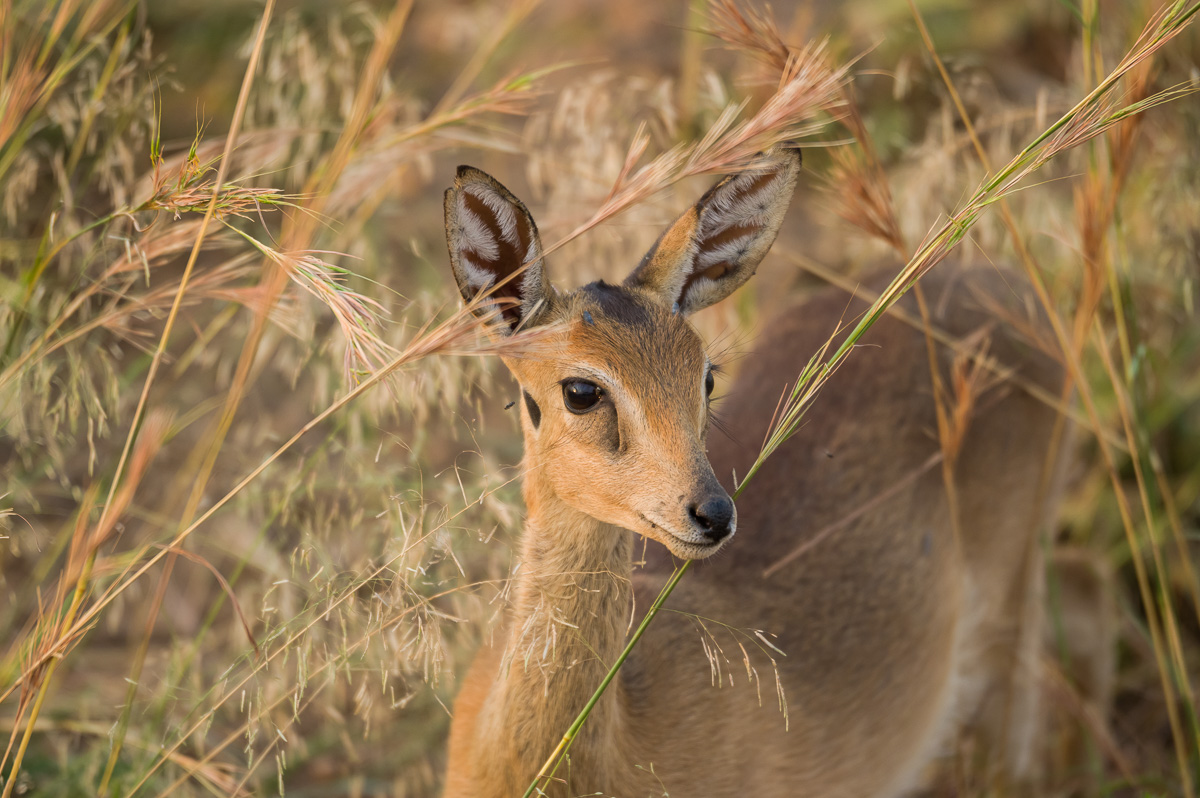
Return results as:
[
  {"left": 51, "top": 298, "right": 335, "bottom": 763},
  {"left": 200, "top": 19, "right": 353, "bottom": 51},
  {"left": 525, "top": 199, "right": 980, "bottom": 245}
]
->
[{"left": 514, "top": 472, "right": 634, "bottom": 660}]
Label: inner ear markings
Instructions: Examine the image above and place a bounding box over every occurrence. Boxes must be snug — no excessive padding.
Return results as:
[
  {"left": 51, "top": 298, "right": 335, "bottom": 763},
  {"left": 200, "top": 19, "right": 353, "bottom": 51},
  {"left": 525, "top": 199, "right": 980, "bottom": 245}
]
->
[
  {"left": 445, "top": 166, "right": 551, "bottom": 334},
  {"left": 681, "top": 221, "right": 760, "bottom": 297},
  {"left": 678, "top": 160, "right": 799, "bottom": 308},
  {"left": 456, "top": 187, "right": 536, "bottom": 326},
  {"left": 700, "top": 171, "right": 777, "bottom": 218},
  {"left": 622, "top": 147, "right": 801, "bottom": 316}
]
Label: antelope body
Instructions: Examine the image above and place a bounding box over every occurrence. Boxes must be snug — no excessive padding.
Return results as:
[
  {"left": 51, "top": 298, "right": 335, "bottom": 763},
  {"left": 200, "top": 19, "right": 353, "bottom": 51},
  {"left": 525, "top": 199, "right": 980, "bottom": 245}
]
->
[{"left": 439, "top": 148, "right": 1071, "bottom": 797}]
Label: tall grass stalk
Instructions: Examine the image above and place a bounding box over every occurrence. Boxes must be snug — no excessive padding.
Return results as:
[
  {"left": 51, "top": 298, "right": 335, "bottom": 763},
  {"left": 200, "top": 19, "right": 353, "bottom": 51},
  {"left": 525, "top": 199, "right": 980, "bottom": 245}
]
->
[
  {"left": 0, "top": 0, "right": 277, "bottom": 792},
  {"left": 900, "top": 0, "right": 1190, "bottom": 784},
  {"left": 523, "top": 2, "right": 1200, "bottom": 792},
  {"left": 909, "top": 0, "right": 1200, "bottom": 787},
  {"left": 96, "top": 2, "right": 278, "bottom": 792},
  {"left": 96, "top": 2, "right": 406, "bottom": 786}
]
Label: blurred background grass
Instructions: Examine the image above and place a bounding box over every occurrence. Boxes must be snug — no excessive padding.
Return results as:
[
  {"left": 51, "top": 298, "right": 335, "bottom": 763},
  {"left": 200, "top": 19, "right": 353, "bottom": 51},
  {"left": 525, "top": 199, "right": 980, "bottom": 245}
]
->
[{"left": 1, "top": 0, "right": 1199, "bottom": 795}]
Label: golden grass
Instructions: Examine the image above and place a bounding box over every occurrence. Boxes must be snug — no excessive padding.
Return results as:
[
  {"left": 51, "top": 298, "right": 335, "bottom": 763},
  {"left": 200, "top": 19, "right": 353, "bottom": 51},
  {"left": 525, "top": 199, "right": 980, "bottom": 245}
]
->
[{"left": 2, "top": 0, "right": 1199, "bottom": 795}]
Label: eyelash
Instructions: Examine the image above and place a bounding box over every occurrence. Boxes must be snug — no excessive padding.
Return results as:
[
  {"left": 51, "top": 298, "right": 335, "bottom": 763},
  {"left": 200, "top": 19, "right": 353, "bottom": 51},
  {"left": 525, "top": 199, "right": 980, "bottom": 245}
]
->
[{"left": 707, "top": 360, "right": 725, "bottom": 389}]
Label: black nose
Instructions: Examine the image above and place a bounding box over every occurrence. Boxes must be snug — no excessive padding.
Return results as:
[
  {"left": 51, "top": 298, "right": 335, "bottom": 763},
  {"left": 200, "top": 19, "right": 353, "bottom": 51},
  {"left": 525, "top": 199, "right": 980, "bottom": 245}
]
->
[{"left": 688, "top": 495, "right": 734, "bottom": 542}]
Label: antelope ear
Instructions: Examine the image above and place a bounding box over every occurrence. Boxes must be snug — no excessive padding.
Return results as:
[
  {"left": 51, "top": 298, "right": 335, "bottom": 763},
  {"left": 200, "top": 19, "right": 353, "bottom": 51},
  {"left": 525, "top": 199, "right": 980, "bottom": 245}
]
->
[
  {"left": 625, "top": 147, "right": 801, "bottom": 315},
  {"left": 444, "top": 166, "right": 553, "bottom": 334}
]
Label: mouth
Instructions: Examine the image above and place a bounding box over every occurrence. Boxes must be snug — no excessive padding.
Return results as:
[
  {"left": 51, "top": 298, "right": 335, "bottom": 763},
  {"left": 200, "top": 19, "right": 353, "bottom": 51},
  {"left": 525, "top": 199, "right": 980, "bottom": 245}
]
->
[{"left": 640, "top": 514, "right": 731, "bottom": 560}]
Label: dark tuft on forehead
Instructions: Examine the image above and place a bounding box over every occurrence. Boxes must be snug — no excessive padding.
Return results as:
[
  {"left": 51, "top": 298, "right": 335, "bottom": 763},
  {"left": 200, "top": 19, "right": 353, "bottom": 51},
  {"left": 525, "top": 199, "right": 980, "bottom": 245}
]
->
[
  {"left": 579, "top": 280, "right": 655, "bottom": 328},
  {"left": 566, "top": 279, "right": 706, "bottom": 411}
]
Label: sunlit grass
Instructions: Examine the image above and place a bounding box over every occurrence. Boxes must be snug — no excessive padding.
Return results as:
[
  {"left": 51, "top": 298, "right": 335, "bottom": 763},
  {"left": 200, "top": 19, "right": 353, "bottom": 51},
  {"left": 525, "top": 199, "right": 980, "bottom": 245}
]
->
[{"left": 1, "top": 0, "right": 1199, "bottom": 795}]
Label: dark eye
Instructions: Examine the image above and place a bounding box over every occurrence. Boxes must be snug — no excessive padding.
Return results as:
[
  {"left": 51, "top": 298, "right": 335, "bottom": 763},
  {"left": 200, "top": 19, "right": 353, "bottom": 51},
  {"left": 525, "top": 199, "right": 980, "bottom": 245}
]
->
[
  {"left": 705, "top": 368, "right": 715, "bottom": 398},
  {"left": 563, "top": 380, "right": 603, "bottom": 413}
]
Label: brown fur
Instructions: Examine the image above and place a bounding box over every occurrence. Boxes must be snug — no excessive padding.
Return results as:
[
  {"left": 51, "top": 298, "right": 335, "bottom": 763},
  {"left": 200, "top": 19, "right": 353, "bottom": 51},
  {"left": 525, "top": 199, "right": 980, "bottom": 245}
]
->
[{"left": 440, "top": 152, "right": 1081, "bottom": 796}]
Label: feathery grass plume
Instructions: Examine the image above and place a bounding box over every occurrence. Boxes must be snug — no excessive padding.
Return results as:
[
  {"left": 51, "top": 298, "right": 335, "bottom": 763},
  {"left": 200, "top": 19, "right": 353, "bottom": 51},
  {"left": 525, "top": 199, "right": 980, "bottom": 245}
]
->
[
  {"left": 680, "top": 612, "right": 788, "bottom": 728},
  {"left": 706, "top": 0, "right": 906, "bottom": 256},
  {"left": 226, "top": 231, "right": 396, "bottom": 382},
  {"left": 143, "top": 144, "right": 294, "bottom": 222},
  {"left": 941, "top": 331, "right": 1001, "bottom": 463},
  {"left": 705, "top": 0, "right": 790, "bottom": 69},
  {"left": 540, "top": 38, "right": 848, "bottom": 258},
  {"left": 828, "top": 138, "right": 907, "bottom": 256},
  {"left": 1074, "top": 56, "right": 1153, "bottom": 341}
]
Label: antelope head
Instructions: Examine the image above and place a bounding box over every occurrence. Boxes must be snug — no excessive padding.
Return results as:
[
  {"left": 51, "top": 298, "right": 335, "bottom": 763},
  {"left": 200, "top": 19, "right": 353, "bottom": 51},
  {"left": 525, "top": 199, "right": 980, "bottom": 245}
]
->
[{"left": 443, "top": 148, "right": 801, "bottom": 559}]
